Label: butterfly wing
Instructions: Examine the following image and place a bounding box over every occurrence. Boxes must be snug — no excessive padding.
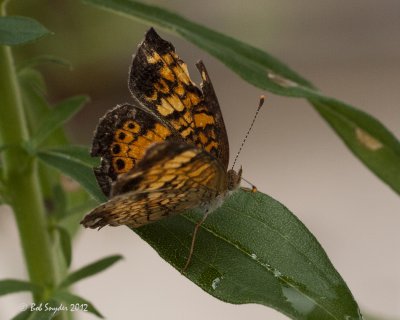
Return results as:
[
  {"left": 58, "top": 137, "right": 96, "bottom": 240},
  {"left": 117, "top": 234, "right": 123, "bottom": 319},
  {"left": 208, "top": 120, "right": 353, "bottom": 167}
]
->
[
  {"left": 91, "top": 103, "right": 182, "bottom": 196},
  {"left": 81, "top": 141, "right": 228, "bottom": 229},
  {"left": 129, "top": 28, "right": 229, "bottom": 169}
]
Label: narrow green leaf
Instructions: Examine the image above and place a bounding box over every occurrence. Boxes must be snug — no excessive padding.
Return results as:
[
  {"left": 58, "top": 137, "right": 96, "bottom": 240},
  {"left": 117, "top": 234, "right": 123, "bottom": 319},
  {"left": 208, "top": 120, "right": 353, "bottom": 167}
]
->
[
  {"left": 41, "top": 145, "right": 100, "bottom": 167},
  {"left": 17, "top": 55, "right": 72, "bottom": 71},
  {"left": 58, "top": 198, "right": 98, "bottom": 233},
  {"left": 84, "top": 0, "right": 400, "bottom": 194},
  {"left": 0, "top": 279, "right": 42, "bottom": 296},
  {"left": 11, "top": 310, "right": 30, "bottom": 320},
  {"left": 0, "top": 144, "right": 10, "bottom": 152},
  {"left": 37, "top": 146, "right": 106, "bottom": 202},
  {"left": 311, "top": 97, "right": 400, "bottom": 194},
  {"left": 134, "top": 190, "right": 362, "bottom": 320},
  {"left": 83, "top": 0, "right": 314, "bottom": 96},
  {"left": 27, "top": 305, "right": 59, "bottom": 320},
  {"left": 0, "top": 16, "right": 51, "bottom": 45},
  {"left": 11, "top": 301, "right": 60, "bottom": 320},
  {"left": 52, "top": 184, "right": 67, "bottom": 218},
  {"left": 54, "top": 226, "right": 72, "bottom": 267},
  {"left": 59, "top": 255, "right": 123, "bottom": 289},
  {"left": 53, "top": 291, "right": 104, "bottom": 318},
  {"left": 31, "top": 96, "right": 89, "bottom": 148}
]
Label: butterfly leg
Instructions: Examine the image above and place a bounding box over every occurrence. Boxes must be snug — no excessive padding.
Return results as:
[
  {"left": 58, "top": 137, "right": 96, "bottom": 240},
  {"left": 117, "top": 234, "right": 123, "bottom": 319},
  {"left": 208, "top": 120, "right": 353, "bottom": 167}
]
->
[
  {"left": 182, "top": 209, "right": 211, "bottom": 273},
  {"left": 241, "top": 186, "right": 258, "bottom": 193}
]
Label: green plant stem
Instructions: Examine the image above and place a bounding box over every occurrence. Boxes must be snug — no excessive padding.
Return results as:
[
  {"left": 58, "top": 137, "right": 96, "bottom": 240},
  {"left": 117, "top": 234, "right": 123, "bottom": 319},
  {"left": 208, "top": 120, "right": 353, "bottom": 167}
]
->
[{"left": 0, "top": 5, "right": 58, "bottom": 302}]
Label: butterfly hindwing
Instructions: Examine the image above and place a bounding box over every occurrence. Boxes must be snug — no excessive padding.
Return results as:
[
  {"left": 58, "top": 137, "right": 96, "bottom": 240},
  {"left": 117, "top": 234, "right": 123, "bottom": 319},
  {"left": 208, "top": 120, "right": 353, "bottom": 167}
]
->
[
  {"left": 91, "top": 103, "right": 182, "bottom": 196},
  {"left": 82, "top": 141, "right": 227, "bottom": 229},
  {"left": 129, "top": 28, "right": 229, "bottom": 169}
]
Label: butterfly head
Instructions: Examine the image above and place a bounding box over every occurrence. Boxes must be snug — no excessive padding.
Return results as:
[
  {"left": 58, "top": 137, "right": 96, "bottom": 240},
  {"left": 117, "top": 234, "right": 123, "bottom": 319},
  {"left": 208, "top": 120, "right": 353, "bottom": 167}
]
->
[{"left": 227, "top": 166, "right": 242, "bottom": 191}]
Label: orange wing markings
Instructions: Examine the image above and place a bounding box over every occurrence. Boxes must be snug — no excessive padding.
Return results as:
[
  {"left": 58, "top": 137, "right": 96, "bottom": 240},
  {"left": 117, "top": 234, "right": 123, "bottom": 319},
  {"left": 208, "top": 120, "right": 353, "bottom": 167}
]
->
[
  {"left": 137, "top": 45, "right": 204, "bottom": 141},
  {"left": 82, "top": 141, "right": 227, "bottom": 229},
  {"left": 91, "top": 104, "right": 179, "bottom": 196},
  {"left": 128, "top": 29, "right": 229, "bottom": 168}
]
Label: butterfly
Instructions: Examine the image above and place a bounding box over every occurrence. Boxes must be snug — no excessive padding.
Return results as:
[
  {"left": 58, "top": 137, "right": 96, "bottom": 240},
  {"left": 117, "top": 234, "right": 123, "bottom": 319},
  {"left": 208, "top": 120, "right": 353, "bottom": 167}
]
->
[{"left": 81, "top": 28, "right": 243, "bottom": 269}]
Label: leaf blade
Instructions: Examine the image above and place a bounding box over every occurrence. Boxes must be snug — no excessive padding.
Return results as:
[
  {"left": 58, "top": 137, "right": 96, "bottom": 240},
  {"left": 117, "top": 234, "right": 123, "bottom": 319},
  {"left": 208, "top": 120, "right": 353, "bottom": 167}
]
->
[
  {"left": 135, "top": 190, "right": 362, "bottom": 320},
  {"left": 311, "top": 97, "right": 400, "bottom": 194},
  {"left": 31, "top": 96, "right": 89, "bottom": 148},
  {"left": 37, "top": 145, "right": 106, "bottom": 202},
  {"left": 83, "top": 0, "right": 314, "bottom": 96},
  {"left": 54, "top": 226, "right": 72, "bottom": 268},
  {"left": 53, "top": 291, "right": 104, "bottom": 318},
  {"left": 0, "top": 16, "right": 51, "bottom": 45},
  {"left": 59, "top": 255, "right": 123, "bottom": 289},
  {"left": 0, "top": 279, "right": 42, "bottom": 296}
]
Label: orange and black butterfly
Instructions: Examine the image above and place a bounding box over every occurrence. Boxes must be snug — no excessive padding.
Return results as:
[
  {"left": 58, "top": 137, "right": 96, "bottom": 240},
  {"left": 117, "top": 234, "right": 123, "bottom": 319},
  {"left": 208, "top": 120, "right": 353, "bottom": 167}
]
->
[{"left": 81, "top": 29, "right": 242, "bottom": 251}]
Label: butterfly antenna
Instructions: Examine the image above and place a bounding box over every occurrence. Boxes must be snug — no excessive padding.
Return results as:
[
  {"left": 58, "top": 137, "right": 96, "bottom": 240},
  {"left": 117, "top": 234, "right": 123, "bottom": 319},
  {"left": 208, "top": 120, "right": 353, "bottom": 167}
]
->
[{"left": 231, "top": 95, "right": 265, "bottom": 170}]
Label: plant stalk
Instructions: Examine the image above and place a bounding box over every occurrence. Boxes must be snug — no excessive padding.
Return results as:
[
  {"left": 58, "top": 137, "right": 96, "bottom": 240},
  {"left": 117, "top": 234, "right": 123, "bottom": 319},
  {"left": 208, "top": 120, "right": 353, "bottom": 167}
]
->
[{"left": 0, "top": 5, "right": 59, "bottom": 303}]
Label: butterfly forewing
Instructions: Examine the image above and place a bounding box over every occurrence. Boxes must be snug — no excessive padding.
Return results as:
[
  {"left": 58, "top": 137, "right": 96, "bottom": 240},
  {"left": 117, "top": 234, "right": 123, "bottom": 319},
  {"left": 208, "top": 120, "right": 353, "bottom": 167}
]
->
[{"left": 129, "top": 28, "right": 229, "bottom": 169}]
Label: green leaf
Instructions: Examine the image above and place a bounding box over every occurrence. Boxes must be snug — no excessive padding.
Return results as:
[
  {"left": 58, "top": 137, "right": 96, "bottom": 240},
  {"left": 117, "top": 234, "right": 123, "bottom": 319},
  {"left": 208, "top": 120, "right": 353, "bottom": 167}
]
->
[
  {"left": 59, "top": 255, "right": 123, "bottom": 289},
  {"left": 0, "top": 16, "right": 51, "bottom": 46},
  {"left": 11, "top": 301, "right": 60, "bottom": 320},
  {"left": 54, "top": 226, "right": 72, "bottom": 267},
  {"left": 134, "top": 190, "right": 362, "bottom": 320},
  {"left": 17, "top": 55, "right": 72, "bottom": 71},
  {"left": 58, "top": 197, "right": 98, "bottom": 235},
  {"left": 53, "top": 291, "right": 104, "bottom": 318},
  {"left": 59, "top": 192, "right": 98, "bottom": 238},
  {"left": 311, "top": 97, "right": 400, "bottom": 194},
  {"left": 18, "top": 68, "right": 49, "bottom": 135},
  {"left": 27, "top": 306, "right": 59, "bottom": 320},
  {"left": 52, "top": 184, "right": 67, "bottom": 218},
  {"left": 83, "top": 0, "right": 314, "bottom": 96},
  {"left": 18, "top": 67, "right": 75, "bottom": 202},
  {"left": 10, "top": 309, "right": 30, "bottom": 320},
  {"left": 0, "top": 279, "right": 42, "bottom": 296},
  {"left": 30, "top": 96, "right": 89, "bottom": 148},
  {"left": 84, "top": 0, "right": 400, "bottom": 194},
  {"left": 37, "top": 145, "right": 106, "bottom": 202}
]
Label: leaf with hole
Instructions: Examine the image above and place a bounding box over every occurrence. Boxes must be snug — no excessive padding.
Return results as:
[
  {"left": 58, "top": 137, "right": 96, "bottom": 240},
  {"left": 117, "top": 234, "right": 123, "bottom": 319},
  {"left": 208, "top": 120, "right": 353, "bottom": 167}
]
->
[{"left": 311, "top": 97, "right": 400, "bottom": 194}]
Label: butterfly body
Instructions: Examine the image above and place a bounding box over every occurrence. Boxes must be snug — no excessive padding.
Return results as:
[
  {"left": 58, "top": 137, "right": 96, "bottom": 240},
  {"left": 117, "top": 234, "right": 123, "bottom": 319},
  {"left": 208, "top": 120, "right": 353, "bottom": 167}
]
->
[{"left": 81, "top": 28, "right": 241, "bottom": 230}]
